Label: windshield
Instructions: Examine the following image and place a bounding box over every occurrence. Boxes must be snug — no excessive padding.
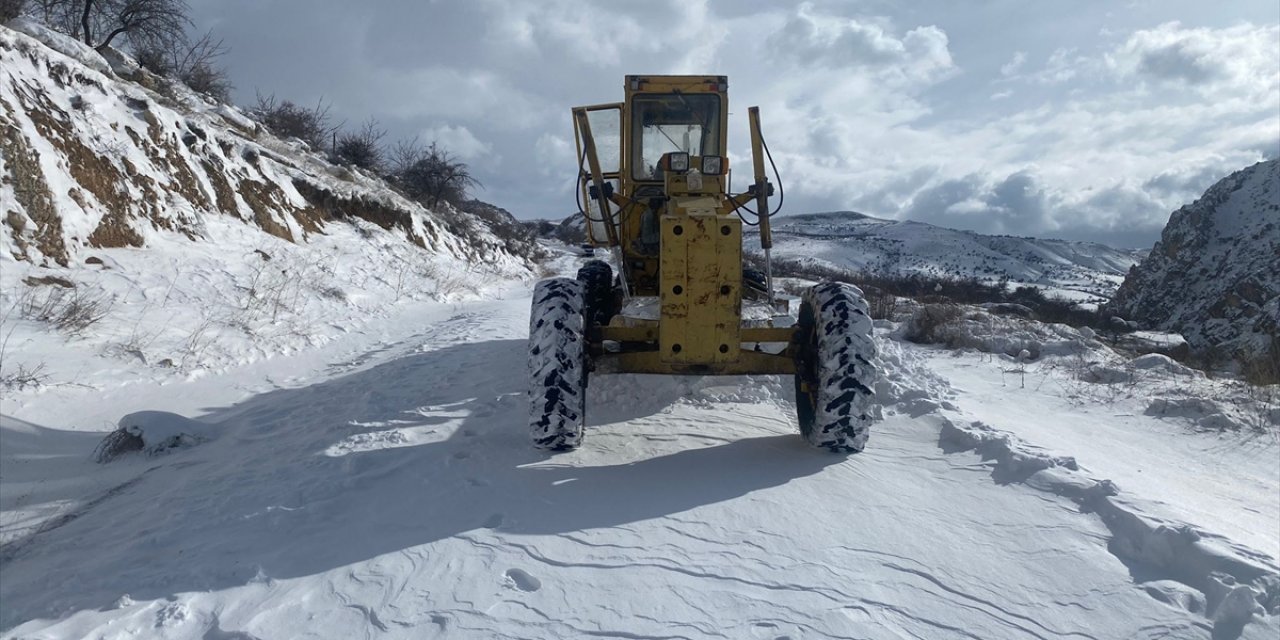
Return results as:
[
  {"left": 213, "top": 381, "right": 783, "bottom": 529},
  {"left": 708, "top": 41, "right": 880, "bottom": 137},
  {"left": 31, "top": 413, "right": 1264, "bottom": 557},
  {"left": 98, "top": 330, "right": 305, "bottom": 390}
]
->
[{"left": 631, "top": 93, "right": 721, "bottom": 180}]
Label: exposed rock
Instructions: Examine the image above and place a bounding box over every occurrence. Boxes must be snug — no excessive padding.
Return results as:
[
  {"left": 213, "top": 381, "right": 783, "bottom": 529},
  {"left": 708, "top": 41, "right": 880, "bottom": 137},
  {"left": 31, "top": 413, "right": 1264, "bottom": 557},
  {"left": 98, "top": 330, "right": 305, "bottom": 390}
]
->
[{"left": 1111, "top": 159, "right": 1279, "bottom": 359}]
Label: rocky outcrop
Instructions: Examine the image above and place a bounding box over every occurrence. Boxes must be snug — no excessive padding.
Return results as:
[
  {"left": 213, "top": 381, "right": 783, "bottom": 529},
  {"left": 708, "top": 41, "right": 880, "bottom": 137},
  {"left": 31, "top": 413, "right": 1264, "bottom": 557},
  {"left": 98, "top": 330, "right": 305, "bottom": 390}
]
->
[{"left": 1111, "top": 159, "right": 1279, "bottom": 358}]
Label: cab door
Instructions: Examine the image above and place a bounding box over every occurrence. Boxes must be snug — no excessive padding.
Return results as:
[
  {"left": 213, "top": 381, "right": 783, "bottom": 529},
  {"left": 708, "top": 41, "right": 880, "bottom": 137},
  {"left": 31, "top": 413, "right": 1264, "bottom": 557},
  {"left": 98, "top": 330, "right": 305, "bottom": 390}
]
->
[{"left": 572, "top": 103, "right": 623, "bottom": 246}]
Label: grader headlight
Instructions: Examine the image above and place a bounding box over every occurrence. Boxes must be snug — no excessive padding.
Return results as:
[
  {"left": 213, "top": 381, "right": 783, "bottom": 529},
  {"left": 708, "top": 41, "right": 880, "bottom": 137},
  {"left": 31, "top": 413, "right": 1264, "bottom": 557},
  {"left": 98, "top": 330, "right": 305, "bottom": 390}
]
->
[
  {"left": 667, "top": 152, "right": 690, "bottom": 173},
  {"left": 701, "top": 155, "right": 725, "bottom": 175}
]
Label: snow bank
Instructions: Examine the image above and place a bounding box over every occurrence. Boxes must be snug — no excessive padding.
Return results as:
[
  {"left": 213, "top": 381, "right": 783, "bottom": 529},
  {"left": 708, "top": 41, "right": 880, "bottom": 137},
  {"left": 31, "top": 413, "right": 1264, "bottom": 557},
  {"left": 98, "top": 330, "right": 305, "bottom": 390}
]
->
[
  {"left": 896, "top": 305, "right": 1099, "bottom": 360},
  {"left": 937, "top": 415, "right": 1279, "bottom": 629},
  {"left": 118, "top": 410, "right": 218, "bottom": 453},
  {"left": 6, "top": 17, "right": 112, "bottom": 75},
  {"left": 879, "top": 318, "right": 1279, "bottom": 635}
]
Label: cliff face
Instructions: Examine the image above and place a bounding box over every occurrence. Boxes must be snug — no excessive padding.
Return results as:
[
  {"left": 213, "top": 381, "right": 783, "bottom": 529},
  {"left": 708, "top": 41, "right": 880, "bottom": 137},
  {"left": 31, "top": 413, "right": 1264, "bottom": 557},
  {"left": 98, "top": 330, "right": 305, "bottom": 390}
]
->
[
  {"left": 0, "top": 21, "right": 524, "bottom": 270},
  {"left": 1111, "top": 159, "right": 1279, "bottom": 356}
]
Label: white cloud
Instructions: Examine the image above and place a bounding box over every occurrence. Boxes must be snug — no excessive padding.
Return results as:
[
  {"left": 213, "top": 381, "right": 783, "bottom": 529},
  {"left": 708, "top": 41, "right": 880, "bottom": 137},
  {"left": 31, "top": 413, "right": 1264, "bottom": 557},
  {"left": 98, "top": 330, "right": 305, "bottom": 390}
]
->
[
  {"left": 1106, "top": 22, "right": 1280, "bottom": 96},
  {"left": 1030, "top": 48, "right": 1090, "bottom": 85},
  {"left": 767, "top": 3, "right": 954, "bottom": 85},
  {"left": 1000, "top": 51, "right": 1026, "bottom": 77},
  {"left": 534, "top": 133, "right": 573, "bottom": 179},
  {"left": 422, "top": 125, "right": 492, "bottom": 160}
]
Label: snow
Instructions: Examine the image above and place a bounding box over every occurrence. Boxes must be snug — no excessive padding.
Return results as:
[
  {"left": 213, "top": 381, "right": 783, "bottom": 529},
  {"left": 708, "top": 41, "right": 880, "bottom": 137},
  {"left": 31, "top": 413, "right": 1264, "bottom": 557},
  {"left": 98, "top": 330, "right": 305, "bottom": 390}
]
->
[
  {"left": 2, "top": 246, "right": 1277, "bottom": 639},
  {"left": 924, "top": 347, "right": 1280, "bottom": 560},
  {"left": 6, "top": 18, "right": 112, "bottom": 75},
  {"left": 117, "top": 410, "right": 218, "bottom": 453}
]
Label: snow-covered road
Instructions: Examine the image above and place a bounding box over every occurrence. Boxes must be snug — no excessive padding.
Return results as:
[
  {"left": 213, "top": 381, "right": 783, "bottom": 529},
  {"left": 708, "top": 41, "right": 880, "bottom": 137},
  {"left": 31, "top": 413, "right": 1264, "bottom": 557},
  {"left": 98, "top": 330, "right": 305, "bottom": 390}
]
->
[{"left": 2, "top": 261, "right": 1276, "bottom": 639}]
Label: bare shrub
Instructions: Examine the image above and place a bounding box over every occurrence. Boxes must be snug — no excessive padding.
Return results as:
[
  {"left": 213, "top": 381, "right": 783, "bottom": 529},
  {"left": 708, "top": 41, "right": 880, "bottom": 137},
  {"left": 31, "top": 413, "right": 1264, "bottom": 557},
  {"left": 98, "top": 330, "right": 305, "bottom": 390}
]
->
[
  {"left": 237, "top": 257, "right": 298, "bottom": 322},
  {"left": 862, "top": 285, "right": 899, "bottom": 320},
  {"left": 135, "top": 29, "right": 231, "bottom": 101},
  {"left": 252, "top": 92, "right": 336, "bottom": 150},
  {"left": 0, "top": 362, "right": 49, "bottom": 389},
  {"left": 0, "top": 299, "right": 45, "bottom": 390},
  {"left": 1242, "top": 336, "right": 1280, "bottom": 387},
  {"left": 1186, "top": 343, "right": 1232, "bottom": 379},
  {"left": 389, "top": 138, "right": 481, "bottom": 209},
  {"left": 902, "top": 304, "right": 964, "bottom": 344},
  {"left": 0, "top": 0, "right": 26, "bottom": 21},
  {"left": 93, "top": 427, "right": 143, "bottom": 462},
  {"left": 333, "top": 118, "right": 385, "bottom": 172},
  {"left": 32, "top": 0, "right": 190, "bottom": 52},
  {"left": 19, "top": 285, "right": 113, "bottom": 333}
]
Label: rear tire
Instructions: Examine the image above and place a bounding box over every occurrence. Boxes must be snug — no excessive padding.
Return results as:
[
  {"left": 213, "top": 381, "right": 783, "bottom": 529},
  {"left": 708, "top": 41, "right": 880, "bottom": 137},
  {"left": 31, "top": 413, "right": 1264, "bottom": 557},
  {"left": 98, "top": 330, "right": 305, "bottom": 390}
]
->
[
  {"left": 576, "top": 260, "right": 615, "bottom": 327},
  {"left": 528, "top": 278, "right": 588, "bottom": 450},
  {"left": 793, "top": 282, "right": 878, "bottom": 452}
]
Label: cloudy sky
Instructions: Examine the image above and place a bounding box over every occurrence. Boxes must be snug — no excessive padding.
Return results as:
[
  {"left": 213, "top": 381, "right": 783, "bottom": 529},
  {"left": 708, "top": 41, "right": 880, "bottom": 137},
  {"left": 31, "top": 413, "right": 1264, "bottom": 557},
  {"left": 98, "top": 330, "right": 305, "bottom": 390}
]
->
[{"left": 189, "top": 0, "right": 1279, "bottom": 248}]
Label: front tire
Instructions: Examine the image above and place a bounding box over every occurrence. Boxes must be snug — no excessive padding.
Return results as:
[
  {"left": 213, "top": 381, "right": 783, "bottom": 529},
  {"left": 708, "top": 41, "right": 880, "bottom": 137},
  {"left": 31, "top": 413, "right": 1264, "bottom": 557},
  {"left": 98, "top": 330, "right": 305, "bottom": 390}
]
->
[
  {"left": 528, "top": 278, "right": 588, "bottom": 450},
  {"left": 793, "top": 282, "right": 878, "bottom": 452}
]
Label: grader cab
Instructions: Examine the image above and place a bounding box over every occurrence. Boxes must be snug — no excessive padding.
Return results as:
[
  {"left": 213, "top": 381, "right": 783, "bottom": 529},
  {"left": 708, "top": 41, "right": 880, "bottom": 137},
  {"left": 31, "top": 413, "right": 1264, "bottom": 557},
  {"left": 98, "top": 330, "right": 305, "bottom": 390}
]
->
[{"left": 528, "top": 75, "right": 878, "bottom": 452}]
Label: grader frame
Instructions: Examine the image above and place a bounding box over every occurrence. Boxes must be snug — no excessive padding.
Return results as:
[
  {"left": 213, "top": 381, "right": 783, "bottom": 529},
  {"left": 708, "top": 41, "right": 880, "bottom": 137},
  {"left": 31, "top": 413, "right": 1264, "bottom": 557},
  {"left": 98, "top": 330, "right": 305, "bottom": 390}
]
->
[
  {"left": 572, "top": 75, "right": 794, "bottom": 376},
  {"left": 528, "top": 74, "right": 877, "bottom": 453}
]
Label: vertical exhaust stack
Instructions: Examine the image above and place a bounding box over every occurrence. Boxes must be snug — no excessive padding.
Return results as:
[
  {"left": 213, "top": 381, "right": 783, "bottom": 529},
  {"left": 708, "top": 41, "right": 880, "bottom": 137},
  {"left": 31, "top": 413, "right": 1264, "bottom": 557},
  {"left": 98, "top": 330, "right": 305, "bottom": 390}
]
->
[
  {"left": 572, "top": 107, "right": 630, "bottom": 299},
  {"left": 748, "top": 106, "right": 776, "bottom": 311}
]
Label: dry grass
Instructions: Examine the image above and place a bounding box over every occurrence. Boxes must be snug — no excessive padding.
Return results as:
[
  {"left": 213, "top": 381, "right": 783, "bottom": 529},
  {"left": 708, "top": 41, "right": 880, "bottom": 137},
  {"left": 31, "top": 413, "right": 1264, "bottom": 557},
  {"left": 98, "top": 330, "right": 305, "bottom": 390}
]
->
[
  {"left": 1242, "top": 337, "right": 1280, "bottom": 387},
  {"left": 19, "top": 285, "right": 113, "bottom": 334},
  {"left": 902, "top": 304, "right": 965, "bottom": 345},
  {"left": 93, "top": 428, "right": 145, "bottom": 463}
]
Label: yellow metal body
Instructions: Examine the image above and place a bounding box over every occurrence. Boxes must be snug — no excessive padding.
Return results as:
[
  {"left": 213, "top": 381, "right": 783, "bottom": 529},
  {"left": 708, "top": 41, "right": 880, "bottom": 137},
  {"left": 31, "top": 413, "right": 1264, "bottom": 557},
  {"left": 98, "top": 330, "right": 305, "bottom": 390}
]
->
[{"left": 572, "top": 75, "right": 794, "bottom": 376}]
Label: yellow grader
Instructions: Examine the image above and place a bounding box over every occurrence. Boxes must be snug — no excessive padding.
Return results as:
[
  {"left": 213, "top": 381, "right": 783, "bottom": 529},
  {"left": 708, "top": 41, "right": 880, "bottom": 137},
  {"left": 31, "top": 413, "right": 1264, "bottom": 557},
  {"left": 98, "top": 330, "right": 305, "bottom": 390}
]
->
[{"left": 528, "top": 75, "right": 878, "bottom": 452}]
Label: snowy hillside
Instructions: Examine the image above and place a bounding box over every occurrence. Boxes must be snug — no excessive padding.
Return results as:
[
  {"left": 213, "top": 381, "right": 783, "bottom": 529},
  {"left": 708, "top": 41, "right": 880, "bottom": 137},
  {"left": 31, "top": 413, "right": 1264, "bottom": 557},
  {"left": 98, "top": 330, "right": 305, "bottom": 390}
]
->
[
  {"left": 0, "top": 21, "right": 521, "bottom": 269},
  {"left": 750, "top": 211, "right": 1144, "bottom": 303},
  {"left": 0, "top": 21, "right": 531, "bottom": 386},
  {"left": 1112, "top": 159, "right": 1280, "bottom": 357}
]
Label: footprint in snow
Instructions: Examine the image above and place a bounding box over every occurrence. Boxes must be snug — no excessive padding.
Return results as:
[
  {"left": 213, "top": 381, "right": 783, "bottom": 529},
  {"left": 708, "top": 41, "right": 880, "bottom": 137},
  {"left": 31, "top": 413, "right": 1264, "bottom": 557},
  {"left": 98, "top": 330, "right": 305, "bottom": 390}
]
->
[
  {"left": 750, "top": 622, "right": 796, "bottom": 640},
  {"left": 504, "top": 568, "right": 541, "bottom": 592}
]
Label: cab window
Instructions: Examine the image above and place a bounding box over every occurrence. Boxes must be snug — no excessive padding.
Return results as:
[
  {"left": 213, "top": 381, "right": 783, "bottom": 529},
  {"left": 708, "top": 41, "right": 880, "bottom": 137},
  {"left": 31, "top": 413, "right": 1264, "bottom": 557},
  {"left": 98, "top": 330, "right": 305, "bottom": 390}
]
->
[{"left": 631, "top": 94, "right": 721, "bottom": 181}]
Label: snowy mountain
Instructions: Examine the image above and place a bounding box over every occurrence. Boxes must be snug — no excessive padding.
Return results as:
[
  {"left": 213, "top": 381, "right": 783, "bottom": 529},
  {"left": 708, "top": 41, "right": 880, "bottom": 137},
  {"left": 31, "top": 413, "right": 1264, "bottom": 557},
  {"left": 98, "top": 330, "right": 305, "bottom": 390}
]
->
[
  {"left": 752, "top": 211, "right": 1145, "bottom": 303},
  {"left": 1112, "top": 159, "right": 1280, "bottom": 358}
]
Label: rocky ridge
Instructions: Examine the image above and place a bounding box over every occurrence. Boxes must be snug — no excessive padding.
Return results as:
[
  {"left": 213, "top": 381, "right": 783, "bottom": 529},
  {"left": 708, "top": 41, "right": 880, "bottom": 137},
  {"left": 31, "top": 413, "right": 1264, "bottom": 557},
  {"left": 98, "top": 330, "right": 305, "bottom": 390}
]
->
[{"left": 1112, "top": 159, "right": 1279, "bottom": 359}]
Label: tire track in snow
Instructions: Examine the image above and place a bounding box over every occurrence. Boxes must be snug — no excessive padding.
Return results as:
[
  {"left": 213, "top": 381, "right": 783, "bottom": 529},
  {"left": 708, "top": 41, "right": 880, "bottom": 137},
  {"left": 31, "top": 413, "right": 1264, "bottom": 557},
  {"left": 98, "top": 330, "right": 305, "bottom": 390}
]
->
[{"left": 0, "top": 465, "right": 159, "bottom": 564}]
